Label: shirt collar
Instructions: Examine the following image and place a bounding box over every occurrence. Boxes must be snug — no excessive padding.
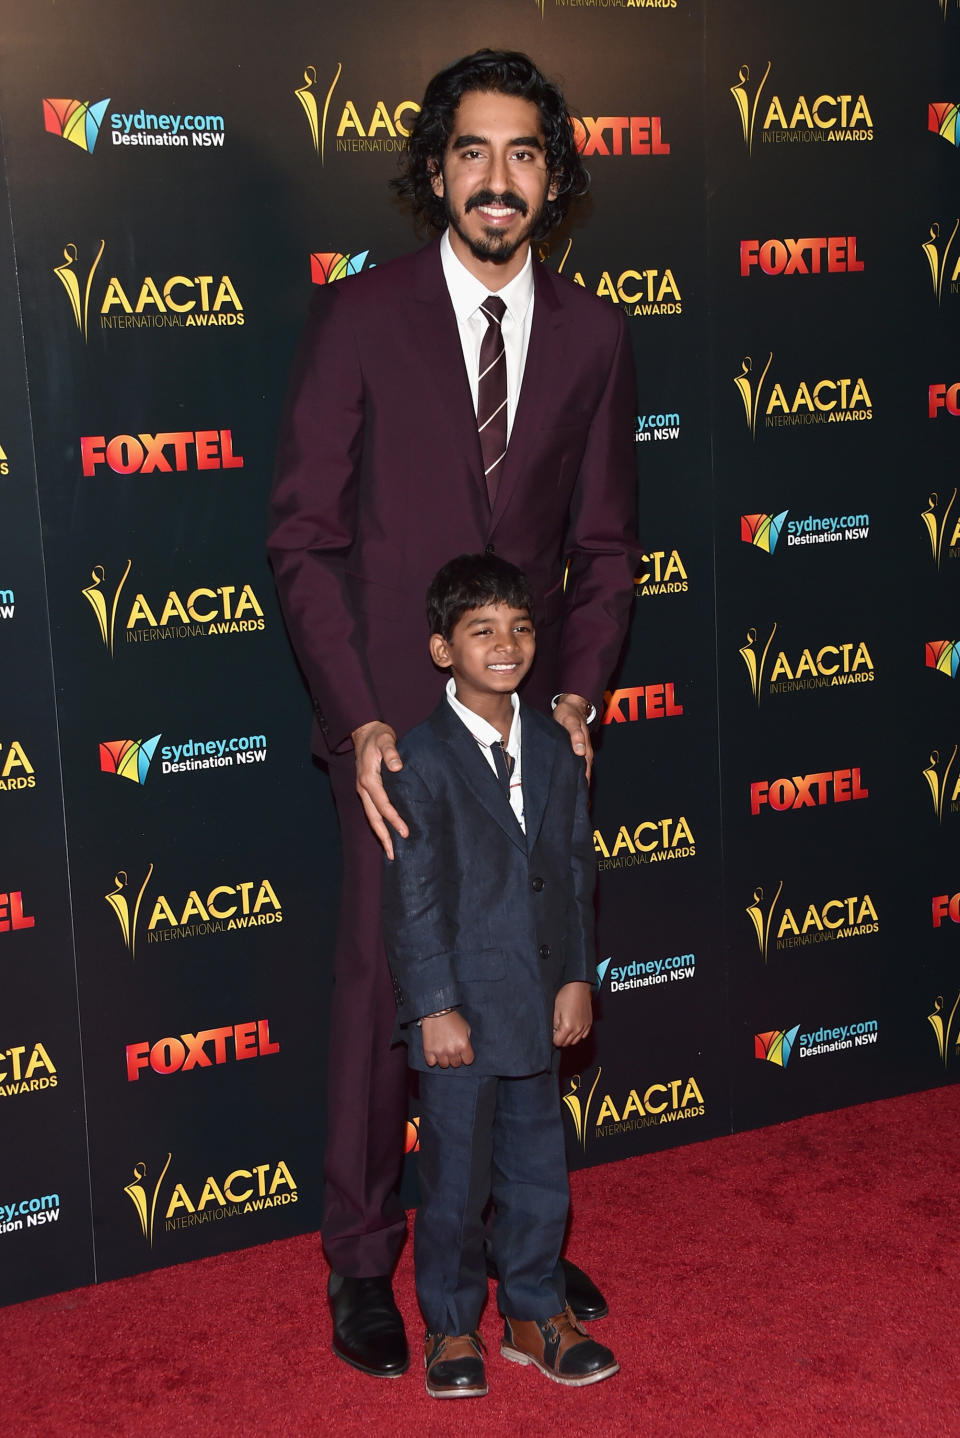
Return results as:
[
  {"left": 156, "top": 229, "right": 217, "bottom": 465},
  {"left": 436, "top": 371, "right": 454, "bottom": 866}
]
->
[
  {"left": 445, "top": 677, "right": 521, "bottom": 757},
  {"left": 440, "top": 228, "right": 534, "bottom": 329}
]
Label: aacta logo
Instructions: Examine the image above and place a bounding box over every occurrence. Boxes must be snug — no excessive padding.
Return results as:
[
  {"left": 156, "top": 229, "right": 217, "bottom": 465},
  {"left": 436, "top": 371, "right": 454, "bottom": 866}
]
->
[
  {"left": 295, "top": 63, "right": 419, "bottom": 160},
  {"left": 634, "top": 549, "right": 688, "bottom": 598},
  {"left": 42, "top": 97, "right": 110, "bottom": 153},
  {"left": 0, "top": 440, "right": 9, "bottom": 476},
  {"left": 125, "top": 1019, "right": 280, "bottom": 1080},
  {"left": 569, "top": 114, "right": 670, "bottom": 157},
  {"left": 593, "top": 817, "right": 695, "bottom": 869},
  {"left": 928, "top": 102, "right": 959, "bottom": 149},
  {"left": 125, "top": 1153, "right": 297, "bottom": 1245},
  {"left": 82, "top": 561, "right": 265, "bottom": 653},
  {"left": 81, "top": 430, "right": 243, "bottom": 475},
  {"left": 924, "top": 745, "right": 959, "bottom": 820},
  {"left": 735, "top": 353, "right": 872, "bottom": 436},
  {"left": 550, "top": 238, "right": 681, "bottom": 317},
  {"left": 747, "top": 881, "right": 878, "bottom": 959},
  {"left": 562, "top": 1067, "right": 704, "bottom": 1147},
  {"left": 0, "top": 891, "right": 36, "bottom": 934},
  {"left": 922, "top": 220, "right": 959, "bottom": 303},
  {"left": 750, "top": 767, "right": 868, "bottom": 815},
  {"left": 601, "top": 683, "right": 683, "bottom": 723},
  {"left": 921, "top": 489, "right": 959, "bottom": 567},
  {"left": 0, "top": 1042, "right": 56, "bottom": 1096},
  {"left": 926, "top": 641, "right": 960, "bottom": 678},
  {"left": 310, "top": 251, "right": 374, "bottom": 285},
  {"left": 107, "top": 865, "right": 283, "bottom": 952},
  {"left": 54, "top": 240, "right": 243, "bottom": 339},
  {"left": 731, "top": 62, "right": 873, "bottom": 152},
  {"left": 741, "top": 512, "right": 787, "bottom": 554},
  {"left": 739, "top": 237, "right": 863, "bottom": 277},
  {"left": 99, "top": 737, "right": 160, "bottom": 784},
  {"left": 0, "top": 740, "right": 36, "bottom": 791},
  {"left": 740, "top": 623, "right": 875, "bottom": 703}
]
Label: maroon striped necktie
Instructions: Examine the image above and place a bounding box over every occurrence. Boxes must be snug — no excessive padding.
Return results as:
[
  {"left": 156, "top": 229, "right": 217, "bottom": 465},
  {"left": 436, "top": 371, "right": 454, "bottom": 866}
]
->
[{"left": 477, "top": 294, "right": 508, "bottom": 507}]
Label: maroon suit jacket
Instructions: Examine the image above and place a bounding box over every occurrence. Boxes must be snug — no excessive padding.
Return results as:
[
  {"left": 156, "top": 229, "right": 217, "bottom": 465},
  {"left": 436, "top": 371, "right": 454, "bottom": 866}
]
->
[{"left": 268, "top": 238, "right": 639, "bottom": 756}]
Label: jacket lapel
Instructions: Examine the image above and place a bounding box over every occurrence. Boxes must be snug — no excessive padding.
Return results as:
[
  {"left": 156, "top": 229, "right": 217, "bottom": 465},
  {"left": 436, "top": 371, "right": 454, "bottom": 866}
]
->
[
  {"left": 519, "top": 705, "right": 558, "bottom": 854},
  {"left": 412, "top": 241, "right": 486, "bottom": 498},
  {"left": 491, "top": 261, "right": 571, "bottom": 529},
  {"left": 431, "top": 701, "right": 527, "bottom": 852}
]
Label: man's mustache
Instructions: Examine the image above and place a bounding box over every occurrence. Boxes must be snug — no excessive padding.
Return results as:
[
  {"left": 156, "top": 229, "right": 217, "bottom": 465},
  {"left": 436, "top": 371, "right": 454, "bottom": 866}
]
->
[{"left": 464, "top": 190, "right": 529, "bottom": 217}]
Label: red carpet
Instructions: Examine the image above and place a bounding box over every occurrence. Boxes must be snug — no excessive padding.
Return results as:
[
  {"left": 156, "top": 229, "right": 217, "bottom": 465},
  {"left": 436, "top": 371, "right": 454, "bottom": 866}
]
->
[{"left": 3, "top": 1085, "right": 957, "bottom": 1437}]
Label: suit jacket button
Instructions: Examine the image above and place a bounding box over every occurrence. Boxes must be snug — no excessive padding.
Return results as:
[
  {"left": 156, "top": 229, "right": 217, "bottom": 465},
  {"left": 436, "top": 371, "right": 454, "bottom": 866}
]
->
[
  {"left": 531, "top": 876, "right": 544, "bottom": 892},
  {"left": 485, "top": 542, "right": 495, "bottom": 554},
  {"left": 539, "top": 944, "right": 551, "bottom": 960}
]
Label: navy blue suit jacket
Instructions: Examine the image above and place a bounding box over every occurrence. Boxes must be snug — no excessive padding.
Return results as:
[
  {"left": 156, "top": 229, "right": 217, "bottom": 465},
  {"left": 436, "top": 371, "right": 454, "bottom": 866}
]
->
[{"left": 381, "top": 697, "right": 596, "bottom": 1077}]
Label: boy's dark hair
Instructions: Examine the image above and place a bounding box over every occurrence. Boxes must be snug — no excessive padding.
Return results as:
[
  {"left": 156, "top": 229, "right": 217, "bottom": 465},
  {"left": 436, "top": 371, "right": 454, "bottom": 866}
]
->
[
  {"left": 427, "top": 553, "right": 534, "bottom": 640},
  {"left": 392, "top": 49, "right": 588, "bottom": 242}
]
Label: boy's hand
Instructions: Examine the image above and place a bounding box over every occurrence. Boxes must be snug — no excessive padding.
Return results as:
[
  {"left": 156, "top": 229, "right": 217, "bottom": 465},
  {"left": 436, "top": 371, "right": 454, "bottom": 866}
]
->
[
  {"left": 553, "top": 695, "right": 594, "bottom": 783},
  {"left": 351, "top": 719, "right": 408, "bottom": 859},
  {"left": 552, "top": 981, "right": 593, "bottom": 1047},
  {"left": 420, "top": 1010, "right": 475, "bottom": 1068}
]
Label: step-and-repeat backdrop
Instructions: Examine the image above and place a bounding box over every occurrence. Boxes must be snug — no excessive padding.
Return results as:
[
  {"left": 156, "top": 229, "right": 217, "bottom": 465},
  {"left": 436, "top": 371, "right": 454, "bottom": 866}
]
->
[{"left": 1, "top": 0, "right": 957, "bottom": 1306}]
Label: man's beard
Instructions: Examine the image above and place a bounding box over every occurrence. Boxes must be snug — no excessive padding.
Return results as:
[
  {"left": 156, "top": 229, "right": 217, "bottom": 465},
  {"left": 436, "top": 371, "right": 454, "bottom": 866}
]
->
[{"left": 447, "top": 189, "right": 543, "bottom": 266}]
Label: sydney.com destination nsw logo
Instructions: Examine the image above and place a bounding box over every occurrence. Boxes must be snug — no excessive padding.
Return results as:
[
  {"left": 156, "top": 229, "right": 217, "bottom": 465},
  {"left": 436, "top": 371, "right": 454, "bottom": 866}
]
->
[
  {"left": 741, "top": 509, "right": 870, "bottom": 554},
  {"left": 756, "top": 1016, "right": 878, "bottom": 1066},
  {"left": 99, "top": 732, "right": 267, "bottom": 783},
  {"left": 43, "top": 97, "right": 226, "bottom": 152}
]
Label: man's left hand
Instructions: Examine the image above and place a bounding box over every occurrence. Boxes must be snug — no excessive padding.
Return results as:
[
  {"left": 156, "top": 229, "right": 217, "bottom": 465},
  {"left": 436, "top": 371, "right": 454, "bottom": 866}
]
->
[{"left": 553, "top": 693, "right": 594, "bottom": 782}]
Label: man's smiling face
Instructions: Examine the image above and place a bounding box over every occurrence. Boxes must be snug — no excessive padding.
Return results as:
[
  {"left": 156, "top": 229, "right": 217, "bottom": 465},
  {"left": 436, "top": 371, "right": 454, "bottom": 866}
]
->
[{"left": 431, "top": 89, "right": 557, "bottom": 283}]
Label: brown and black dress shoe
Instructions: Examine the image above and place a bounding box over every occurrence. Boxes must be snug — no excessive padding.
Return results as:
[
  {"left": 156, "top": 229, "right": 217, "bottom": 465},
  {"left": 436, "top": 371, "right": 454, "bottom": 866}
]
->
[
  {"left": 328, "top": 1272, "right": 409, "bottom": 1378},
  {"left": 483, "top": 1240, "right": 610, "bottom": 1322},
  {"left": 424, "top": 1329, "right": 488, "bottom": 1399},
  {"left": 501, "top": 1304, "right": 619, "bottom": 1387}
]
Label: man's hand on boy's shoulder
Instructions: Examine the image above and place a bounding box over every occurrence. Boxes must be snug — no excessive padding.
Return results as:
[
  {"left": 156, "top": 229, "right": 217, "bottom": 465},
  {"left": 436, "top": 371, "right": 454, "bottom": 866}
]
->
[
  {"left": 352, "top": 718, "right": 408, "bottom": 859},
  {"left": 552, "top": 694, "right": 594, "bottom": 782},
  {"left": 552, "top": 981, "right": 593, "bottom": 1047},
  {"left": 420, "top": 1009, "right": 475, "bottom": 1068}
]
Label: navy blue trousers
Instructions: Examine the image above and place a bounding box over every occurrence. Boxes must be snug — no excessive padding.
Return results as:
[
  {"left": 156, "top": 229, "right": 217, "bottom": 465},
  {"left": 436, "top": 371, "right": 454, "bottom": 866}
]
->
[{"left": 415, "top": 1067, "right": 569, "bottom": 1335}]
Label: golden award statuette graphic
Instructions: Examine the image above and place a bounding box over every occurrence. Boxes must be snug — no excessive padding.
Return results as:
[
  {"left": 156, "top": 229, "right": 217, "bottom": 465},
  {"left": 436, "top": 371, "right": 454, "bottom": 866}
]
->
[
  {"left": 730, "top": 61, "right": 771, "bottom": 155},
  {"left": 921, "top": 489, "right": 957, "bottom": 569},
  {"left": 105, "top": 864, "right": 153, "bottom": 958},
  {"left": 734, "top": 353, "right": 772, "bottom": 438},
  {"left": 928, "top": 993, "right": 960, "bottom": 1067},
  {"left": 746, "top": 881, "right": 783, "bottom": 961},
  {"left": 922, "top": 220, "right": 958, "bottom": 303},
  {"left": 295, "top": 62, "right": 341, "bottom": 163},
  {"left": 739, "top": 623, "right": 777, "bottom": 706},
  {"left": 923, "top": 746, "right": 958, "bottom": 821},
  {"left": 82, "top": 560, "right": 131, "bottom": 655},
  {"left": 562, "top": 1068, "right": 601, "bottom": 1150},
  {"left": 124, "top": 1153, "right": 171, "bottom": 1246},
  {"left": 53, "top": 239, "right": 104, "bottom": 340}
]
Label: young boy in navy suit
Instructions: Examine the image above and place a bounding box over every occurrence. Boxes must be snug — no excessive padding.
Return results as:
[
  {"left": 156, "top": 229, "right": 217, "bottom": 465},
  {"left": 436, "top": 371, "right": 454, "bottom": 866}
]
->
[{"left": 381, "top": 553, "right": 618, "bottom": 1399}]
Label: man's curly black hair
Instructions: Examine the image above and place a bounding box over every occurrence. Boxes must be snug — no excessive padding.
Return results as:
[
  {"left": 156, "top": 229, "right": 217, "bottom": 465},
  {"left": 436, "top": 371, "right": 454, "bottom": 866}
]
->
[{"left": 392, "top": 49, "right": 588, "bottom": 242}]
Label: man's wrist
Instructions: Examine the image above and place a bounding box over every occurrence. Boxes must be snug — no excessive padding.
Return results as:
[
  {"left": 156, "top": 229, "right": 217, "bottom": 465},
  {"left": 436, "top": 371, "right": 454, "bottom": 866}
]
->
[
  {"left": 552, "top": 693, "right": 597, "bottom": 726},
  {"left": 416, "top": 1007, "right": 457, "bottom": 1027}
]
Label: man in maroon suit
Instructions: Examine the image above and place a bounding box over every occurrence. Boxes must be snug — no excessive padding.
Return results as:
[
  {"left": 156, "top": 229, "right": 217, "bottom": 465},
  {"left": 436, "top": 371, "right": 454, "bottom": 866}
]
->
[{"left": 269, "top": 49, "right": 639, "bottom": 1378}]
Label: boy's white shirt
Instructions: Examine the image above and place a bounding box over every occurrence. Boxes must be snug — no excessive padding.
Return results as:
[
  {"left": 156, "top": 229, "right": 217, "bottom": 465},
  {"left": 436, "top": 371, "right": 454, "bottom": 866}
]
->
[{"left": 445, "top": 677, "right": 525, "bottom": 832}]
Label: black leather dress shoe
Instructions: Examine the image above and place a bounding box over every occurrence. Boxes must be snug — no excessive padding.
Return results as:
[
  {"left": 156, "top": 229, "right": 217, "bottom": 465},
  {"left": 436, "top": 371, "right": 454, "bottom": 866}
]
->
[
  {"left": 483, "top": 1243, "right": 610, "bottom": 1323},
  {"left": 328, "top": 1272, "right": 410, "bottom": 1377}
]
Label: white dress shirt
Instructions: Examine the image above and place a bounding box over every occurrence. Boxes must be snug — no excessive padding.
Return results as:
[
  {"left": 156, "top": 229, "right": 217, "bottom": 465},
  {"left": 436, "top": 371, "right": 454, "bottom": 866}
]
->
[
  {"left": 445, "top": 678, "right": 525, "bottom": 832},
  {"left": 439, "top": 229, "right": 535, "bottom": 443}
]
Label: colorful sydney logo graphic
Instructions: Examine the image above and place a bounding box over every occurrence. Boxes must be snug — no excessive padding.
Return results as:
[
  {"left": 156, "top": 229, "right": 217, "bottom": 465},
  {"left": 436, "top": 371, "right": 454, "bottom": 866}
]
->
[
  {"left": 43, "top": 98, "right": 110, "bottom": 153},
  {"left": 124, "top": 1153, "right": 172, "bottom": 1247},
  {"left": 741, "top": 511, "right": 787, "bottom": 554},
  {"left": 99, "top": 736, "right": 161, "bottom": 783},
  {"left": 929, "top": 103, "right": 959, "bottom": 147},
  {"left": 922, "top": 489, "right": 958, "bottom": 568},
  {"left": 922, "top": 221, "right": 959, "bottom": 302},
  {"left": 926, "top": 640, "right": 960, "bottom": 677},
  {"left": 310, "top": 251, "right": 373, "bottom": 285},
  {"left": 923, "top": 745, "right": 958, "bottom": 821},
  {"left": 755, "top": 1026, "right": 799, "bottom": 1066},
  {"left": 928, "top": 993, "right": 960, "bottom": 1068}
]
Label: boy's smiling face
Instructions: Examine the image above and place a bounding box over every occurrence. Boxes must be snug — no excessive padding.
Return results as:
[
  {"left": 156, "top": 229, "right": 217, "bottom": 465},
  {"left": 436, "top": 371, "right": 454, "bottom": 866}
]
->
[{"left": 429, "top": 601, "right": 535, "bottom": 713}]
